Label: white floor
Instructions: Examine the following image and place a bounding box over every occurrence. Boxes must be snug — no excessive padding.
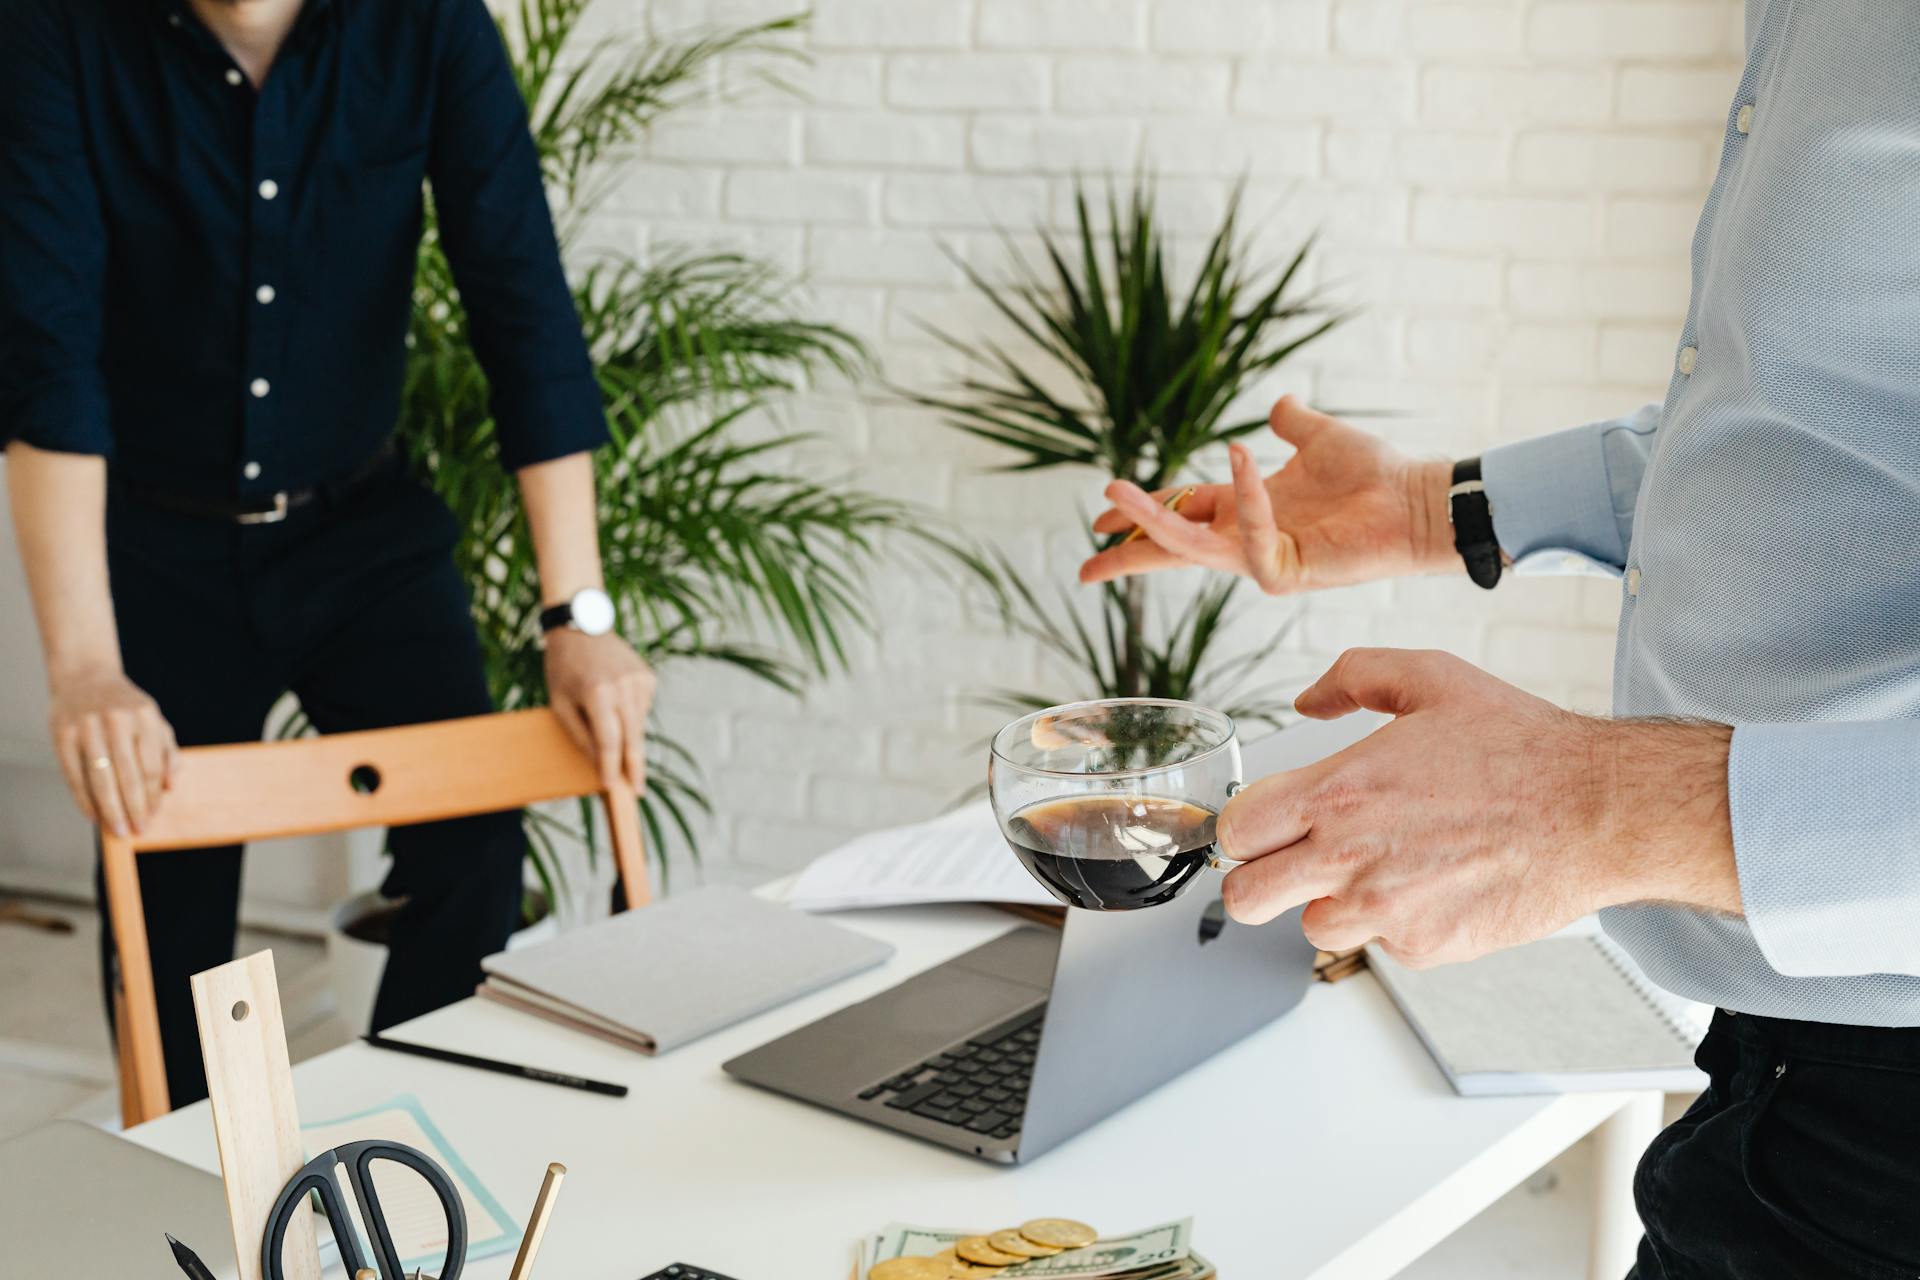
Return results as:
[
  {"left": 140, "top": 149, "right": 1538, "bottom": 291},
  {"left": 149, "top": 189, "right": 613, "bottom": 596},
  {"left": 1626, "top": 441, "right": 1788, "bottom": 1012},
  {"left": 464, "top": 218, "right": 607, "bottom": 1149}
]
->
[
  {"left": 0, "top": 895, "right": 356, "bottom": 1141},
  {"left": 0, "top": 892, "right": 1601, "bottom": 1279}
]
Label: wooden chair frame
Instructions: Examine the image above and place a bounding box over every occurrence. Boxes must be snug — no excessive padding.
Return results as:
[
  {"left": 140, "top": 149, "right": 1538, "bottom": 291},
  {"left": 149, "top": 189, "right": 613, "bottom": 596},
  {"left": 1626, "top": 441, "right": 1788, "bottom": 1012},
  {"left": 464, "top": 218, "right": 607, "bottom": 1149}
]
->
[{"left": 102, "top": 708, "right": 648, "bottom": 1126}]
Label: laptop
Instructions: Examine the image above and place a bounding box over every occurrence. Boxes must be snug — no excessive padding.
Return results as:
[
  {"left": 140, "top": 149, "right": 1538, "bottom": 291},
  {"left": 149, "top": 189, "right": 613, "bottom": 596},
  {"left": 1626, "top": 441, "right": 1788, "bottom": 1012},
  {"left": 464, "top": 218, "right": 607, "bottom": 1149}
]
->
[
  {"left": 0, "top": 1119, "right": 239, "bottom": 1277},
  {"left": 723, "top": 712, "right": 1384, "bottom": 1164}
]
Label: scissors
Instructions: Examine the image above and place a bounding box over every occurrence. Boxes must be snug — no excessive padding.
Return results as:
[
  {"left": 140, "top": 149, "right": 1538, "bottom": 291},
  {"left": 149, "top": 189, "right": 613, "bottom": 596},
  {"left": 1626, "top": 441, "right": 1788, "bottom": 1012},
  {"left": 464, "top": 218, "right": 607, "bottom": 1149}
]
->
[{"left": 262, "top": 1139, "right": 468, "bottom": 1280}]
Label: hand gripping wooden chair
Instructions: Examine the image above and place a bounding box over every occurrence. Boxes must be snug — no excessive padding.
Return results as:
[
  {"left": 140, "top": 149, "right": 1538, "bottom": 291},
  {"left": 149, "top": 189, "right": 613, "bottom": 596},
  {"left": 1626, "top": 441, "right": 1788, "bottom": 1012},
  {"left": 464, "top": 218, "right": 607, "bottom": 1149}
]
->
[{"left": 100, "top": 708, "right": 648, "bottom": 1126}]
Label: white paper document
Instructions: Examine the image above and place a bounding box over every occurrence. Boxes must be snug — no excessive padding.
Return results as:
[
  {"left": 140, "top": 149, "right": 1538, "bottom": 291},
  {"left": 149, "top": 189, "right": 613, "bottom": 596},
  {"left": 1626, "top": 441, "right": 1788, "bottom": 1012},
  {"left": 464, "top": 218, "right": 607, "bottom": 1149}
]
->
[{"left": 786, "top": 800, "right": 1057, "bottom": 912}]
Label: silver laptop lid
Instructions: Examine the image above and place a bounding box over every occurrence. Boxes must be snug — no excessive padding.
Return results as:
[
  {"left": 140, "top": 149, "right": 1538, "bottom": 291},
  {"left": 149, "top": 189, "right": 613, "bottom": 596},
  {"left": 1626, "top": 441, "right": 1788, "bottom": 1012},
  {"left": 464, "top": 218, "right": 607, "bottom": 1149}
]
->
[
  {"left": 1015, "top": 712, "right": 1387, "bottom": 1162},
  {"left": 0, "top": 1119, "right": 238, "bottom": 1277}
]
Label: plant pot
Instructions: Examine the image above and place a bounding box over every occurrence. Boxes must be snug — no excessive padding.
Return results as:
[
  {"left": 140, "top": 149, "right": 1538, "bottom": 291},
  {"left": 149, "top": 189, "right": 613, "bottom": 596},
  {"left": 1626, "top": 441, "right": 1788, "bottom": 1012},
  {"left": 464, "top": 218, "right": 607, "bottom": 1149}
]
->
[{"left": 325, "top": 886, "right": 557, "bottom": 1038}]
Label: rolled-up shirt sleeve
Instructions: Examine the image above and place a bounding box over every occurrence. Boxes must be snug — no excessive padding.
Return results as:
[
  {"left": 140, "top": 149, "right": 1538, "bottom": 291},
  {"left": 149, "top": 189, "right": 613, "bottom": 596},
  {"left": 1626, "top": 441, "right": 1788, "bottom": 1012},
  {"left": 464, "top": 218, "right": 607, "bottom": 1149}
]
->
[
  {"left": 1730, "top": 721, "right": 1920, "bottom": 979},
  {"left": 0, "top": 0, "right": 113, "bottom": 457},
  {"left": 1479, "top": 403, "right": 1662, "bottom": 575},
  {"left": 426, "top": 0, "right": 606, "bottom": 471}
]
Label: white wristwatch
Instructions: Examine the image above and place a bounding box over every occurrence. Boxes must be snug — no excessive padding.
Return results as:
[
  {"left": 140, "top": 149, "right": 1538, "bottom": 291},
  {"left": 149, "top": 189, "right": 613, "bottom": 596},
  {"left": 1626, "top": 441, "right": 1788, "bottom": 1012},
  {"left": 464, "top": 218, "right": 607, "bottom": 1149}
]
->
[{"left": 540, "top": 587, "right": 616, "bottom": 637}]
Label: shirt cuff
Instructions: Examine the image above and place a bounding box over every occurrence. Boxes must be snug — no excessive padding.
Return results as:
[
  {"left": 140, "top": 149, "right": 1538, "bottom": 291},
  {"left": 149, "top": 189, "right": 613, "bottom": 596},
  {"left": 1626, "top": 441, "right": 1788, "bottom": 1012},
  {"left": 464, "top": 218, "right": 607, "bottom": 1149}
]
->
[
  {"left": 1730, "top": 721, "right": 1920, "bottom": 979},
  {"left": 1480, "top": 423, "right": 1627, "bottom": 569},
  {"left": 3, "top": 375, "right": 113, "bottom": 458},
  {"left": 491, "top": 371, "right": 609, "bottom": 472}
]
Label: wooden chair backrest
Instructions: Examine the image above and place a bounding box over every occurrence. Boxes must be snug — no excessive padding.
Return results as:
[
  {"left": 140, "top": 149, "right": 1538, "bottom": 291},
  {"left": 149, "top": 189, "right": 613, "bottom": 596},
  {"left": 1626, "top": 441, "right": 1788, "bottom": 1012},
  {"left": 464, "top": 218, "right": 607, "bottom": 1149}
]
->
[
  {"left": 102, "top": 708, "right": 648, "bottom": 1125},
  {"left": 127, "top": 708, "right": 633, "bottom": 850}
]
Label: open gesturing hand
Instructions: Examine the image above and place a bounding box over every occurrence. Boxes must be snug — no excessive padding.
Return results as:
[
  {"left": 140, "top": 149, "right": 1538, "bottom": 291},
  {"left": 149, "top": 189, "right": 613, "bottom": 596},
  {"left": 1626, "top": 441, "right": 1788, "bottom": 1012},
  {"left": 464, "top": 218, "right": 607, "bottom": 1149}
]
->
[{"left": 1079, "top": 396, "right": 1458, "bottom": 595}]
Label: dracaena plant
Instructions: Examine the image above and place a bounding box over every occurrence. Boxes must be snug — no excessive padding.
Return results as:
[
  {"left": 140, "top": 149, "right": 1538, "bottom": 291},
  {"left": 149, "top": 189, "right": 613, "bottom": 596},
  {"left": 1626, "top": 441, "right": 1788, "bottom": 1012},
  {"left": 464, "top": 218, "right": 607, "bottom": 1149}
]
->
[
  {"left": 376, "top": 0, "right": 959, "bottom": 908},
  {"left": 908, "top": 182, "right": 1343, "bottom": 726}
]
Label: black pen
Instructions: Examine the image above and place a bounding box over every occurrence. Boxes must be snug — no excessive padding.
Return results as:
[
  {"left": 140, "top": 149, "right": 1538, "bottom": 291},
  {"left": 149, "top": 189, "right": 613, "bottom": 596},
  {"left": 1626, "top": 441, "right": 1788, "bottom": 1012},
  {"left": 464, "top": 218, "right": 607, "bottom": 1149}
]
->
[
  {"left": 362, "top": 1033, "right": 629, "bottom": 1097},
  {"left": 166, "top": 1233, "right": 218, "bottom": 1280}
]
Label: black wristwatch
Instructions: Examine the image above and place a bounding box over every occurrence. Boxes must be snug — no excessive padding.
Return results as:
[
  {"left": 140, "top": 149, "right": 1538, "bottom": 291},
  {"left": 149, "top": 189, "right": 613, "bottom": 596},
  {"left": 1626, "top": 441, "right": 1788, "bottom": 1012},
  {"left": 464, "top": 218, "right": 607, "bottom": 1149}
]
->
[{"left": 1448, "top": 458, "right": 1503, "bottom": 590}]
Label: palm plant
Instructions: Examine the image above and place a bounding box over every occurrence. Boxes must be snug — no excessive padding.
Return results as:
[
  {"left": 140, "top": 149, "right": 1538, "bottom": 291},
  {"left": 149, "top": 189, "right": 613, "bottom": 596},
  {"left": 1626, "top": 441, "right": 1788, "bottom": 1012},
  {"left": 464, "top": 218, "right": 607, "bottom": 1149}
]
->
[
  {"left": 985, "top": 552, "right": 1297, "bottom": 727},
  {"left": 908, "top": 183, "right": 1343, "bottom": 725},
  {"left": 395, "top": 0, "right": 939, "bottom": 904}
]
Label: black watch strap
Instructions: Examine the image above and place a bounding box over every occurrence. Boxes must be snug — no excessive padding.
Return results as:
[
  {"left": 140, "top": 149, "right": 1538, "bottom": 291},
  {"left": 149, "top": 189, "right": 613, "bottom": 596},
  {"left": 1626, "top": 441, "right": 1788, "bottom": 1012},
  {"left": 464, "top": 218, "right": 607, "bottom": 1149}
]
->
[
  {"left": 539, "top": 602, "right": 573, "bottom": 633},
  {"left": 1448, "top": 457, "right": 1503, "bottom": 590}
]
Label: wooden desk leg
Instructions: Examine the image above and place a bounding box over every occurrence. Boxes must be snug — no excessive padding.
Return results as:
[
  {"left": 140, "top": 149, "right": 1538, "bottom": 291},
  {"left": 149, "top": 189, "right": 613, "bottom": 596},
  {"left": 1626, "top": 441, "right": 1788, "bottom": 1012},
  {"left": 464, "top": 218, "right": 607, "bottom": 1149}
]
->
[{"left": 1587, "top": 1093, "right": 1663, "bottom": 1280}]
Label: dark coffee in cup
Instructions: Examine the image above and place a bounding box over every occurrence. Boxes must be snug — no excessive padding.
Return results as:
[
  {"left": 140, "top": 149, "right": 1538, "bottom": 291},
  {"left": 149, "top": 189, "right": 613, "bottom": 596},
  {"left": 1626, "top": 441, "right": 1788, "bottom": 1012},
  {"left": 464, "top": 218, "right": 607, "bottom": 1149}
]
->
[{"left": 1002, "top": 793, "right": 1219, "bottom": 912}]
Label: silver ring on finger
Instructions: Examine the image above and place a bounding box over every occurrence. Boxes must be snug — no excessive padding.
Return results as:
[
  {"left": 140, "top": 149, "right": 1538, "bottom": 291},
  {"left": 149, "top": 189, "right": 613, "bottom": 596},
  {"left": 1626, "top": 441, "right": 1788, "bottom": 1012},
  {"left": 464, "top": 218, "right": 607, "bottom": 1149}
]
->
[{"left": 90, "top": 756, "right": 115, "bottom": 773}]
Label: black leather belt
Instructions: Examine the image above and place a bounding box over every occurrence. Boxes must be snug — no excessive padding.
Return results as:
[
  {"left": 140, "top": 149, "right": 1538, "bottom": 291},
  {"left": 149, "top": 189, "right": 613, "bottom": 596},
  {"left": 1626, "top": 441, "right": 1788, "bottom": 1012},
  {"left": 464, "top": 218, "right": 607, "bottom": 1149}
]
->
[{"left": 112, "top": 443, "right": 398, "bottom": 525}]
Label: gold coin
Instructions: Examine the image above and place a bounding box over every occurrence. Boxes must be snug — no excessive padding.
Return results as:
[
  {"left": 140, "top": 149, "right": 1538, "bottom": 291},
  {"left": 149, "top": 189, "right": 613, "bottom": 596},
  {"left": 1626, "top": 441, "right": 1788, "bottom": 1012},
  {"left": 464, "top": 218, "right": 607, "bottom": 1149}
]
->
[
  {"left": 987, "top": 1230, "right": 1059, "bottom": 1258},
  {"left": 955, "top": 1236, "right": 1026, "bottom": 1267},
  {"left": 871, "top": 1257, "right": 952, "bottom": 1280},
  {"left": 932, "top": 1245, "right": 1000, "bottom": 1277},
  {"left": 1019, "top": 1218, "right": 1099, "bottom": 1249},
  {"left": 948, "top": 1260, "right": 1003, "bottom": 1278}
]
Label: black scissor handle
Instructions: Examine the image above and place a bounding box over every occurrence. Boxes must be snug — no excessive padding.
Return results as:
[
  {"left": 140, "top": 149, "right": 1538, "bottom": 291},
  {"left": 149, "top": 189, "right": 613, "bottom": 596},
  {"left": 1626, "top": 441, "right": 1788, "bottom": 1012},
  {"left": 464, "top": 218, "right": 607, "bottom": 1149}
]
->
[
  {"left": 337, "top": 1139, "right": 469, "bottom": 1280},
  {"left": 263, "top": 1140, "right": 468, "bottom": 1280},
  {"left": 262, "top": 1151, "right": 369, "bottom": 1280}
]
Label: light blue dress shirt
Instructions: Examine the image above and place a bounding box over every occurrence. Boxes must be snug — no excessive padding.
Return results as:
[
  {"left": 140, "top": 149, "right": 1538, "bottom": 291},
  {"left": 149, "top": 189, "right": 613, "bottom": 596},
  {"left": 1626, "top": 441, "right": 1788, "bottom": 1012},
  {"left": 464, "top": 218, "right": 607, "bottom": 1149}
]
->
[{"left": 1481, "top": 0, "right": 1920, "bottom": 1026}]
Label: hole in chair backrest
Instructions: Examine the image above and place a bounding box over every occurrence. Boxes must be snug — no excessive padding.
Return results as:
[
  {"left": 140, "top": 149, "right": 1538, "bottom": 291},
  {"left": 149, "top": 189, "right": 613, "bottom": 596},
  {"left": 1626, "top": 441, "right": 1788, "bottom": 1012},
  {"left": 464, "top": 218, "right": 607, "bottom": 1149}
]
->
[
  {"left": 349, "top": 764, "right": 383, "bottom": 795},
  {"left": 231, "top": 1000, "right": 250, "bottom": 1022}
]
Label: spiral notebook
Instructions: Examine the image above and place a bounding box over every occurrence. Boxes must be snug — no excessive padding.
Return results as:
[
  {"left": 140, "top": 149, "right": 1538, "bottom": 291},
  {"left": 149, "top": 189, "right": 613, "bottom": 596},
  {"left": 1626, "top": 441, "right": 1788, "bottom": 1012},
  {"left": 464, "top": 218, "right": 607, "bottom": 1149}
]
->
[{"left": 1367, "top": 931, "right": 1711, "bottom": 1096}]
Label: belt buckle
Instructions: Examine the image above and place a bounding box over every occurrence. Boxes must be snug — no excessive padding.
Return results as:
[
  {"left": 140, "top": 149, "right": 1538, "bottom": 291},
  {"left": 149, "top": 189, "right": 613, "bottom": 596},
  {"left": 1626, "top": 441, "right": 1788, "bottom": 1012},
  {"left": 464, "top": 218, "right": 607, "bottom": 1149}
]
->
[{"left": 236, "top": 491, "right": 290, "bottom": 525}]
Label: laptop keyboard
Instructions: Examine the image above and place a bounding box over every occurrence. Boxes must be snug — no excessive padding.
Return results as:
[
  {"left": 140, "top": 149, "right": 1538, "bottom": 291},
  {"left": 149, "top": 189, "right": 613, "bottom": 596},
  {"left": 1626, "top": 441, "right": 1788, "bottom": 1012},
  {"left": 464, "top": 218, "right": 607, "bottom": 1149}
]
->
[{"left": 857, "top": 1007, "right": 1043, "bottom": 1141}]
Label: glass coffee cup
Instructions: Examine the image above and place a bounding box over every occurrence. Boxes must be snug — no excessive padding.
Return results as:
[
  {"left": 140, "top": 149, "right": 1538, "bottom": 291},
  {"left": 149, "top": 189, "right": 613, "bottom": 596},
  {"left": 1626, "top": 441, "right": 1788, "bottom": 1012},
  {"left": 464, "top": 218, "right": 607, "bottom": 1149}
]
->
[{"left": 988, "top": 698, "right": 1242, "bottom": 912}]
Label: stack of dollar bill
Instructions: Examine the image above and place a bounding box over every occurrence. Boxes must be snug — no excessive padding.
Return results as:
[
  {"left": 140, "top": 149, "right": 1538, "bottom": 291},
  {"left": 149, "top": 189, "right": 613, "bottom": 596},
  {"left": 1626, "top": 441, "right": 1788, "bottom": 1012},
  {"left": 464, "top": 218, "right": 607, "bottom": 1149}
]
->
[{"left": 858, "top": 1217, "right": 1212, "bottom": 1280}]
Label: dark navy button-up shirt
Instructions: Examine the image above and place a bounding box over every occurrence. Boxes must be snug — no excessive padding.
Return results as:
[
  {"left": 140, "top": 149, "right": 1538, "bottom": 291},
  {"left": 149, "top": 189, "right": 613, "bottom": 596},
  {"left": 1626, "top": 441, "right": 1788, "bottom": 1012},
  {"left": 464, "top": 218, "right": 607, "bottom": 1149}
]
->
[{"left": 0, "top": 0, "right": 606, "bottom": 499}]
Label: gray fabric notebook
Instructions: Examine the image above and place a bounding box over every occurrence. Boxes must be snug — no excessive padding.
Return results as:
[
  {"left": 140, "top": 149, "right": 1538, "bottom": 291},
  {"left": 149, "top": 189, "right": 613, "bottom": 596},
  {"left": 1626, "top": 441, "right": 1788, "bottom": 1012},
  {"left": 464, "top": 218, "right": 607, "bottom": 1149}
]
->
[
  {"left": 1367, "top": 933, "right": 1711, "bottom": 1096},
  {"left": 480, "top": 885, "right": 894, "bottom": 1055}
]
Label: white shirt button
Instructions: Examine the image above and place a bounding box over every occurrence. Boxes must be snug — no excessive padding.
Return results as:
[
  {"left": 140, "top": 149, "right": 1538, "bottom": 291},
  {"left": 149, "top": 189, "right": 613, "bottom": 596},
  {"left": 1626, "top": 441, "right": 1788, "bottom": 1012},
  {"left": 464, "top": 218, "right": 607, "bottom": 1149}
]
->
[
  {"left": 1677, "top": 345, "right": 1698, "bottom": 375},
  {"left": 242, "top": 461, "right": 262, "bottom": 480},
  {"left": 250, "top": 378, "right": 271, "bottom": 398},
  {"left": 256, "top": 284, "right": 276, "bottom": 305},
  {"left": 257, "top": 179, "right": 279, "bottom": 201},
  {"left": 1736, "top": 104, "right": 1754, "bottom": 135},
  {"left": 225, "top": 69, "right": 244, "bottom": 87},
  {"left": 1626, "top": 568, "right": 1642, "bottom": 597}
]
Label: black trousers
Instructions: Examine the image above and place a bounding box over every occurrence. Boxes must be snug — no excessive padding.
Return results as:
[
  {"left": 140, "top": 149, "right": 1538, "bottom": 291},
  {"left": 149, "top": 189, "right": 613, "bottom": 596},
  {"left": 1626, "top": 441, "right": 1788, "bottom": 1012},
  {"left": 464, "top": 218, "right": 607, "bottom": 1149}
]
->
[
  {"left": 1631, "top": 1009, "right": 1920, "bottom": 1280},
  {"left": 100, "top": 461, "right": 523, "bottom": 1107}
]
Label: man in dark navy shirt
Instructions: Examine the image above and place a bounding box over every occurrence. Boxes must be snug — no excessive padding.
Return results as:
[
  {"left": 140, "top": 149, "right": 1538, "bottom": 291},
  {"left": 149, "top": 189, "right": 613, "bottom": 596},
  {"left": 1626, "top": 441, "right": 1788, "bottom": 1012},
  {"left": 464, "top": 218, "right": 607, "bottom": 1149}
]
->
[{"left": 0, "top": 0, "right": 656, "bottom": 1108}]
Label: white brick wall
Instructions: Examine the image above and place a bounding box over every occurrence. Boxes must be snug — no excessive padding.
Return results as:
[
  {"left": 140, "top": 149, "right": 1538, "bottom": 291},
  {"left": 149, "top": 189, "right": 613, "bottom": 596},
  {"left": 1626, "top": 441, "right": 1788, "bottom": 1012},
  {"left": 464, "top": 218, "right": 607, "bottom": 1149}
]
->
[{"left": 602, "top": 0, "right": 1745, "bottom": 881}]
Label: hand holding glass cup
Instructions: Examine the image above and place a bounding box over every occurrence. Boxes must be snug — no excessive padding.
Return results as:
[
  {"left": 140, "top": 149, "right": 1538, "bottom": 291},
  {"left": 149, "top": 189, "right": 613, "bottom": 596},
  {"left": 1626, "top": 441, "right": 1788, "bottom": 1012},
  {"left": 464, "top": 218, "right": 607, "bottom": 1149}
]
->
[{"left": 988, "top": 698, "right": 1242, "bottom": 911}]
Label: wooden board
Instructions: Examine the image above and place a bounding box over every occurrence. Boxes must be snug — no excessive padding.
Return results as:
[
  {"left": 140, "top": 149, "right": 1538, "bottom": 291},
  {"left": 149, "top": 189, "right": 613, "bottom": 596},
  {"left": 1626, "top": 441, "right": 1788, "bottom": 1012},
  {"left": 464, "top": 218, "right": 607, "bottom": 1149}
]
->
[{"left": 191, "top": 951, "right": 322, "bottom": 1280}]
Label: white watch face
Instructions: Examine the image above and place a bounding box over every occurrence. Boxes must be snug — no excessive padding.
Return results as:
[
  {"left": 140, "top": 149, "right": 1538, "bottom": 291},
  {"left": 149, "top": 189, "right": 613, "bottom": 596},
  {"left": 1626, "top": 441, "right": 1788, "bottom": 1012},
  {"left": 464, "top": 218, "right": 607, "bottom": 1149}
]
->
[{"left": 569, "top": 588, "right": 616, "bottom": 637}]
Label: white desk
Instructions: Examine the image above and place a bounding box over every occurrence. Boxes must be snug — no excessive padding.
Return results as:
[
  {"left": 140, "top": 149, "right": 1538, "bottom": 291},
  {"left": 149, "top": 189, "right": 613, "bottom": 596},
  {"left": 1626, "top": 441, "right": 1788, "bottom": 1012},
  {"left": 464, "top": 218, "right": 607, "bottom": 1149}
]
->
[{"left": 127, "top": 900, "right": 1660, "bottom": 1280}]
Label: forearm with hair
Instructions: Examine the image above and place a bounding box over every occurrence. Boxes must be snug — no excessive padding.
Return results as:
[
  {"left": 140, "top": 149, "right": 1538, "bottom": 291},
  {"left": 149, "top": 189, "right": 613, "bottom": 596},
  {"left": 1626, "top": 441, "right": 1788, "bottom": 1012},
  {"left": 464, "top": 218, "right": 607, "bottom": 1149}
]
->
[{"left": 1589, "top": 717, "right": 1741, "bottom": 915}]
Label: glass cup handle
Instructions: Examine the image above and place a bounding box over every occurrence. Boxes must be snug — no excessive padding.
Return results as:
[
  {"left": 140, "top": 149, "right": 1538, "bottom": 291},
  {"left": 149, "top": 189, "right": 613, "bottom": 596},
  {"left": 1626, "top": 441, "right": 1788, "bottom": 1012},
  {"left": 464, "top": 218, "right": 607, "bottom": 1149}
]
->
[{"left": 1209, "top": 780, "right": 1245, "bottom": 872}]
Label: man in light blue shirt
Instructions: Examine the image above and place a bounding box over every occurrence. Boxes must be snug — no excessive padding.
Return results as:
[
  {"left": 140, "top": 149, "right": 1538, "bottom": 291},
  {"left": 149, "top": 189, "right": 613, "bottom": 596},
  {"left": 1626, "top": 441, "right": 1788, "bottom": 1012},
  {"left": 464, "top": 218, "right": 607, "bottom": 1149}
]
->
[{"left": 1082, "top": 3, "right": 1920, "bottom": 1274}]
